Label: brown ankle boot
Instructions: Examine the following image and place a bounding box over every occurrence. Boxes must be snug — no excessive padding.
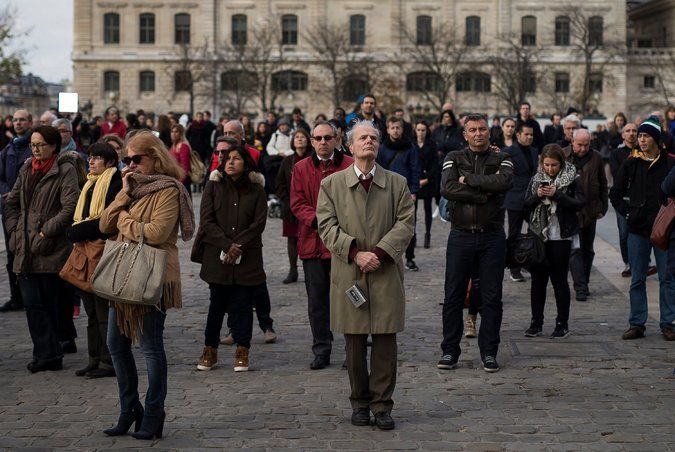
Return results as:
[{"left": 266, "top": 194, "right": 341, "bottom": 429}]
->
[
  {"left": 197, "top": 346, "right": 218, "bottom": 371},
  {"left": 234, "top": 346, "right": 249, "bottom": 372}
]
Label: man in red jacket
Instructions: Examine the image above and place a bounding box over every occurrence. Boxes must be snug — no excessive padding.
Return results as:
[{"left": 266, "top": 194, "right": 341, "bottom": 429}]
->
[
  {"left": 291, "top": 121, "right": 353, "bottom": 369},
  {"left": 101, "top": 107, "right": 127, "bottom": 139}
]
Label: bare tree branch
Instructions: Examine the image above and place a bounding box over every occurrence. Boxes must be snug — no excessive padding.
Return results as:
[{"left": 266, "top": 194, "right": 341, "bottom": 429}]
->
[{"left": 0, "top": 5, "right": 27, "bottom": 84}]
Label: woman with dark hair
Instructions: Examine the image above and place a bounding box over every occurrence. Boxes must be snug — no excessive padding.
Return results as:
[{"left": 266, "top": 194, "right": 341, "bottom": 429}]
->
[
  {"left": 608, "top": 112, "right": 628, "bottom": 150},
  {"left": 496, "top": 117, "right": 516, "bottom": 150},
  {"left": 156, "top": 115, "right": 172, "bottom": 149},
  {"left": 66, "top": 142, "right": 122, "bottom": 378},
  {"left": 0, "top": 114, "right": 15, "bottom": 149},
  {"left": 253, "top": 121, "right": 272, "bottom": 153},
  {"left": 276, "top": 128, "right": 311, "bottom": 284},
  {"left": 194, "top": 144, "right": 268, "bottom": 372},
  {"left": 100, "top": 130, "right": 194, "bottom": 440},
  {"left": 4, "top": 125, "right": 80, "bottom": 372},
  {"left": 169, "top": 124, "right": 192, "bottom": 193},
  {"left": 665, "top": 105, "right": 675, "bottom": 140},
  {"left": 126, "top": 113, "right": 141, "bottom": 132},
  {"left": 432, "top": 109, "right": 461, "bottom": 156},
  {"left": 524, "top": 144, "right": 585, "bottom": 339},
  {"left": 413, "top": 120, "right": 439, "bottom": 248}
]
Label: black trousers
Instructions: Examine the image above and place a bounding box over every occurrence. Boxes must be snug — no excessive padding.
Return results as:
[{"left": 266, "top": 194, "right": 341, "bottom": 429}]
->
[
  {"left": 507, "top": 209, "right": 526, "bottom": 272},
  {"left": 206, "top": 283, "right": 255, "bottom": 349},
  {"left": 80, "top": 292, "right": 113, "bottom": 369},
  {"left": 569, "top": 221, "right": 597, "bottom": 294},
  {"left": 251, "top": 283, "right": 274, "bottom": 332},
  {"left": 405, "top": 201, "right": 419, "bottom": 261},
  {"left": 345, "top": 333, "right": 397, "bottom": 414},
  {"left": 530, "top": 240, "right": 572, "bottom": 326},
  {"left": 416, "top": 197, "right": 433, "bottom": 235},
  {"left": 1, "top": 215, "right": 22, "bottom": 305},
  {"left": 56, "top": 280, "right": 78, "bottom": 343},
  {"left": 302, "top": 259, "right": 333, "bottom": 357},
  {"left": 19, "top": 273, "right": 63, "bottom": 362}
]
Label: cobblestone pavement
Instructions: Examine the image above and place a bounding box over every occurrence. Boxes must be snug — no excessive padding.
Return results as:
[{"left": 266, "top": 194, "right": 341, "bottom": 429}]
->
[{"left": 0, "top": 196, "right": 673, "bottom": 451}]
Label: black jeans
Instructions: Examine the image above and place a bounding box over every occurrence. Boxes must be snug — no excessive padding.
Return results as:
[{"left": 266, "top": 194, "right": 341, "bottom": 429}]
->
[
  {"left": 251, "top": 283, "right": 274, "bottom": 332},
  {"left": 56, "top": 280, "right": 78, "bottom": 343},
  {"left": 302, "top": 259, "right": 333, "bottom": 357},
  {"left": 206, "top": 283, "right": 255, "bottom": 349},
  {"left": 80, "top": 292, "right": 113, "bottom": 369},
  {"left": 530, "top": 240, "right": 572, "bottom": 326},
  {"left": 1, "top": 216, "right": 22, "bottom": 304},
  {"left": 507, "top": 209, "right": 526, "bottom": 273},
  {"left": 405, "top": 201, "right": 419, "bottom": 261},
  {"left": 442, "top": 228, "right": 505, "bottom": 358},
  {"left": 19, "top": 273, "right": 63, "bottom": 362},
  {"left": 467, "top": 264, "right": 481, "bottom": 316},
  {"left": 569, "top": 221, "right": 597, "bottom": 294}
]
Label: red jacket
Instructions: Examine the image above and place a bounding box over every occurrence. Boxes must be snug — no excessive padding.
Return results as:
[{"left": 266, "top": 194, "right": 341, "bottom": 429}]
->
[
  {"left": 101, "top": 120, "right": 127, "bottom": 139},
  {"left": 210, "top": 143, "right": 261, "bottom": 171},
  {"left": 291, "top": 151, "right": 353, "bottom": 259}
]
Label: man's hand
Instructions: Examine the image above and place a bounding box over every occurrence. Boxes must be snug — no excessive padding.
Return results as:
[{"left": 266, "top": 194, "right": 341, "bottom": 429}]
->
[
  {"left": 420, "top": 178, "right": 428, "bottom": 187},
  {"left": 355, "top": 251, "right": 380, "bottom": 273},
  {"left": 411, "top": 194, "right": 417, "bottom": 201},
  {"left": 1, "top": 193, "right": 8, "bottom": 200},
  {"left": 227, "top": 243, "right": 242, "bottom": 259},
  {"left": 458, "top": 176, "right": 466, "bottom": 185}
]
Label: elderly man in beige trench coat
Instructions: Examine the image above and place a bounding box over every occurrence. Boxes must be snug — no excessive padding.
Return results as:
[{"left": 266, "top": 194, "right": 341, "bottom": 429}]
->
[{"left": 316, "top": 120, "right": 415, "bottom": 431}]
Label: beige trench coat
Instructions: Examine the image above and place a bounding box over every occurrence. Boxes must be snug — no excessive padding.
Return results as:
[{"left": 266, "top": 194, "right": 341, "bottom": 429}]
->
[{"left": 316, "top": 164, "right": 415, "bottom": 334}]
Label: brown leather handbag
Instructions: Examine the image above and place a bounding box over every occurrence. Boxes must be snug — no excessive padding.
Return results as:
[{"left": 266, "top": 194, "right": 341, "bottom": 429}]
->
[
  {"left": 651, "top": 198, "right": 675, "bottom": 251},
  {"left": 59, "top": 239, "right": 106, "bottom": 293}
]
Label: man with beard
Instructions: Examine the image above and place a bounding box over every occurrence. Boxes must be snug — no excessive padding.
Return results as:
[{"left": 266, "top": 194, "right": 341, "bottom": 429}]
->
[{"left": 376, "top": 117, "right": 420, "bottom": 271}]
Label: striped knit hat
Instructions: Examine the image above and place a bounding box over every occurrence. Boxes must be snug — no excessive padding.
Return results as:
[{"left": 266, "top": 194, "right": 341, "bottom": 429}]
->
[{"left": 637, "top": 115, "right": 662, "bottom": 144}]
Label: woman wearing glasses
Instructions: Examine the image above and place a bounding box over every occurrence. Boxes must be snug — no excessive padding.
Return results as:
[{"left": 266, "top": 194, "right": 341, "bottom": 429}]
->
[
  {"left": 100, "top": 130, "right": 194, "bottom": 440},
  {"left": 66, "top": 142, "right": 122, "bottom": 379},
  {"left": 4, "top": 125, "right": 80, "bottom": 373}
]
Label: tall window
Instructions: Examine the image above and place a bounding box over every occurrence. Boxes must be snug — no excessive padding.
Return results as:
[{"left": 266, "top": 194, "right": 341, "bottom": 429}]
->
[
  {"left": 139, "top": 71, "right": 155, "bottom": 92},
  {"left": 456, "top": 72, "right": 490, "bottom": 92},
  {"left": 521, "top": 16, "right": 537, "bottom": 46},
  {"left": 272, "top": 70, "right": 307, "bottom": 92},
  {"left": 406, "top": 72, "right": 441, "bottom": 92},
  {"left": 555, "top": 72, "right": 570, "bottom": 93},
  {"left": 221, "top": 70, "right": 256, "bottom": 91},
  {"left": 588, "top": 73, "right": 603, "bottom": 93},
  {"left": 139, "top": 13, "right": 155, "bottom": 44},
  {"left": 103, "top": 13, "right": 120, "bottom": 44},
  {"left": 342, "top": 76, "right": 368, "bottom": 102},
  {"left": 555, "top": 16, "right": 570, "bottom": 46},
  {"left": 588, "top": 16, "right": 603, "bottom": 46},
  {"left": 175, "top": 70, "right": 191, "bottom": 92},
  {"left": 350, "top": 15, "right": 366, "bottom": 46},
  {"left": 282, "top": 15, "right": 298, "bottom": 45},
  {"left": 104, "top": 71, "right": 120, "bottom": 92},
  {"left": 232, "top": 14, "right": 247, "bottom": 46},
  {"left": 524, "top": 71, "right": 537, "bottom": 93},
  {"left": 465, "top": 16, "right": 481, "bottom": 46},
  {"left": 416, "top": 15, "right": 432, "bottom": 45},
  {"left": 175, "top": 13, "right": 191, "bottom": 44}
]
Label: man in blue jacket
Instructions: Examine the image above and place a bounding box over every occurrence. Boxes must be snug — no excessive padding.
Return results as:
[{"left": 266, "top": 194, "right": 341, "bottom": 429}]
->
[
  {"left": 0, "top": 109, "right": 33, "bottom": 312},
  {"left": 376, "top": 117, "right": 420, "bottom": 270}
]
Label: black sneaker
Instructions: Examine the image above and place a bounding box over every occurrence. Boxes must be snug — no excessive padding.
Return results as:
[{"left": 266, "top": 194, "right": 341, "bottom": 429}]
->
[
  {"left": 481, "top": 355, "right": 500, "bottom": 373},
  {"left": 523, "top": 324, "right": 543, "bottom": 337},
  {"left": 510, "top": 269, "right": 525, "bottom": 282},
  {"left": 437, "top": 354, "right": 458, "bottom": 369},
  {"left": 575, "top": 291, "right": 588, "bottom": 302},
  {"left": 550, "top": 322, "right": 569, "bottom": 339},
  {"left": 405, "top": 260, "right": 419, "bottom": 271}
]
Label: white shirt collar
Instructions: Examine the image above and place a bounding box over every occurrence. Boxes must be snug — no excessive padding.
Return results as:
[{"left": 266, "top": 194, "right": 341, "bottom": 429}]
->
[
  {"left": 317, "top": 152, "right": 334, "bottom": 161},
  {"left": 354, "top": 164, "right": 376, "bottom": 180}
]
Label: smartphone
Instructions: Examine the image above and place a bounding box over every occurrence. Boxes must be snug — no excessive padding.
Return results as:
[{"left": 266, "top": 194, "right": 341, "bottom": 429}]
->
[{"left": 540, "top": 181, "right": 550, "bottom": 187}]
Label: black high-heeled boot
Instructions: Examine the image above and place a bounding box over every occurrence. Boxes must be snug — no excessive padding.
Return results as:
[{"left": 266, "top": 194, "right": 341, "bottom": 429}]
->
[
  {"left": 131, "top": 411, "right": 165, "bottom": 440},
  {"left": 103, "top": 402, "right": 144, "bottom": 436},
  {"left": 424, "top": 233, "right": 431, "bottom": 249}
]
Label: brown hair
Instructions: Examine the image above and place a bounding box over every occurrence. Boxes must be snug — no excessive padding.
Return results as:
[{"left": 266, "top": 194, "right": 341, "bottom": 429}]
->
[
  {"left": 125, "top": 130, "right": 184, "bottom": 180},
  {"left": 290, "top": 128, "right": 311, "bottom": 154},
  {"left": 33, "top": 125, "right": 61, "bottom": 154},
  {"left": 540, "top": 144, "right": 566, "bottom": 166},
  {"left": 99, "top": 134, "right": 125, "bottom": 157}
]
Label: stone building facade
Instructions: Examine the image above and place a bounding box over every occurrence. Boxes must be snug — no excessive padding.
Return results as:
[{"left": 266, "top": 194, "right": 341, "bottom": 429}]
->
[{"left": 71, "top": 0, "right": 668, "bottom": 121}]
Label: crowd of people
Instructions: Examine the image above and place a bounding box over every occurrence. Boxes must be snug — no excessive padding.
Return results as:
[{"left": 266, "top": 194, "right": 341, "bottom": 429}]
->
[{"left": 0, "top": 94, "right": 674, "bottom": 434}]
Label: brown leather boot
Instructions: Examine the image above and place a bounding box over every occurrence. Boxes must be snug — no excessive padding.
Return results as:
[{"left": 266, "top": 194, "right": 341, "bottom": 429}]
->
[
  {"left": 197, "top": 346, "right": 217, "bottom": 371},
  {"left": 234, "top": 346, "right": 249, "bottom": 372}
]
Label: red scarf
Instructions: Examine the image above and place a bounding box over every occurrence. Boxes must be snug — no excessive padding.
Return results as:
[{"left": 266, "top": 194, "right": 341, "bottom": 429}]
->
[{"left": 31, "top": 154, "right": 58, "bottom": 175}]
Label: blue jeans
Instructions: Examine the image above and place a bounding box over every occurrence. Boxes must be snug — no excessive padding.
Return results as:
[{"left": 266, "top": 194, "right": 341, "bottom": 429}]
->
[
  {"left": 616, "top": 213, "right": 629, "bottom": 265},
  {"left": 442, "top": 228, "right": 505, "bottom": 358},
  {"left": 627, "top": 233, "right": 675, "bottom": 329},
  {"left": 107, "top": 306, "right": 167, "bottom": 417}
]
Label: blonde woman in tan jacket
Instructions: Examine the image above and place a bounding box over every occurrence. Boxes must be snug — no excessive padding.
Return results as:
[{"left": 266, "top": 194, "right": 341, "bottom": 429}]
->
[{"left": 100, "top": 130, "right": 194, "bottom": 441}]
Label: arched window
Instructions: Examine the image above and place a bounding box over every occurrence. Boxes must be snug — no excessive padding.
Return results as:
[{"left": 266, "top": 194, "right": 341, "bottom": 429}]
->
[
  {"left": 588, "top": 16, "right": 603, "bottom": 46},
  {"left": 139, "top": 71, "right": 155, "bottom": 92},
  {"left": 555, "top": 16, "right": 570, "bottom": 46},
  {"left": 521, "top": 16, "right": 536, "bottom": 46},
  {"left": 342, "top": 76, "right": 369, "bottom": 102},
  {"left": 271, "top": 70, "right": 307, "bottom": 92},
  {"left": 221, "top": 70, "right": 257, "bottom": 91},
  {"left": 406, "top": 72, "right": 441, "bottom": 93},
  {"left": 416, "top": 15, "right": 432, "bottom": 45},
  {"left": 175, "top": 13, "right": 190, "bottom": 44},
  {"left": 465, "top": 16, "right": 481, "bottom": 46},
  {"left": 232, "top": 14, "right": 247, "bottom": 46},
  {"left": 103, "top": 13, "right": 120, "bottom": 44},
  {"left": 456, "top": 72, "right": 490, "bottom": 92},
  {"left": 281, "top": 15, "right": 298, "bottom": 45},
  {"left": 175, "top": 70, "right": 191, "bottom": 92},
  {"left": 350, "top": 15, "right": 366, "bottom": 46},
  {"left": 139, "top": 13, "right": 155, "bottom": 44},
  {"left": 104, "top": 71, "right": 120, "bottom": 92}
]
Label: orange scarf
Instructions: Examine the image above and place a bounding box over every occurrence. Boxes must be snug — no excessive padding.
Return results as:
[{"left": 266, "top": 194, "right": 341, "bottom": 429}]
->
[{"left": 31, "top": 154, "right": 58, "bottom": 175}]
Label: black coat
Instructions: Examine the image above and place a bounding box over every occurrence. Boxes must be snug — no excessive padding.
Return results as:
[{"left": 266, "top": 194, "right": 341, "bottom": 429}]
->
[
  {"left": 414, "top": 138, "right": 440, "bottom": 199},
  {"left": 432, "top": 124, "right": 465, "bottom": 156},
  {"left": 524, "top": 174, "right": 585, "bottom": 239},
  {"left": 543, "top": 124, "right": 563, "bottom": 146},
  {"left": 66, "top": 171, "right": 123, "bottom": 243},
  {"left": 503, "top": 142, "right": 539, "bottom": 211}
]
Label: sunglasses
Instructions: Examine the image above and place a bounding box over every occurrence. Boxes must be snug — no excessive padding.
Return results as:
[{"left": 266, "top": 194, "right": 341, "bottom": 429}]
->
[
  {"left": 122, "top": 154, "right": 148, "bottom": 165},
  {"left": 311, "top": 135, "right": 335, "bottom": 142}
]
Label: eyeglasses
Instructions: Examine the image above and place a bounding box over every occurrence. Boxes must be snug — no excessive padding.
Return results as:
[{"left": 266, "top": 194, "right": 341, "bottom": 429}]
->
[
  {"left": 122, "top": 154, "right": 148, "bottom": 165},
  {"left": 213, "top": 148, "right": 233, "bottom": 156},
  {"left": 29, "top": 142, "right": 50, "bottom": 150},
  {"left": 311, "top": 135, "right": 335, "bottom": 142}
]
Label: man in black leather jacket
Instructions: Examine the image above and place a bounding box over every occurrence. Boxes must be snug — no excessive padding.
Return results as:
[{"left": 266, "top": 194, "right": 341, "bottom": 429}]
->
[{"left": 437, "top": 113, "right": 513, "bottom": 373}]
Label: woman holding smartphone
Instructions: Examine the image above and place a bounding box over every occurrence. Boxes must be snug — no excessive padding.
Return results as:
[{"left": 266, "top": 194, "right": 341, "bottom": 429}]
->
[{"left": 523, "top": 144, "right": 585, "bottom": 339}]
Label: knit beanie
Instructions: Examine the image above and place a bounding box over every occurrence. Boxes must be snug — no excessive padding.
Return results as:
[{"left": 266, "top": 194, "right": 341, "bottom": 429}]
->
[{"left": 637, "top": 115, "right": 662, "bottom": 144}]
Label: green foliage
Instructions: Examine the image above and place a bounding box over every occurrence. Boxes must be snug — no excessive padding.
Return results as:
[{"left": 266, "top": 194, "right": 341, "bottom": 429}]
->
[{"left": 0, "top": 5, "right": 25, "bottom": 84}]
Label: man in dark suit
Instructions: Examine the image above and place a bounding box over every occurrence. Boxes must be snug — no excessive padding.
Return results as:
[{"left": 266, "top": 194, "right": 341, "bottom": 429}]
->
[{"left": 543, "top": 113, "right": 563, "bottom": 146}]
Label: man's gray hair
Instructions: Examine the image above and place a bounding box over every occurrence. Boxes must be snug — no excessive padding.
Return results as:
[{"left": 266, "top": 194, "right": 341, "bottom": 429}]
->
[
  {"left": 52, "top": 118, "right": 72, "bottom": 131},
  {"left": 572, "top": 128, "right": 590, "bottom": 140},
  {"left": 40, "top": 110, "right": 57, "bottom": 124},
  {"left": 225, "top": 120, "right": 245, "bottom": 136},
  {"left": 346, "top": 120, "right": 381, "bottom": 146},
  {"left": 312, "top": 120, "right": 338, "bottom": 137},
  {"left": 562, "top": 114, "right": 580, "bottom": 127}
]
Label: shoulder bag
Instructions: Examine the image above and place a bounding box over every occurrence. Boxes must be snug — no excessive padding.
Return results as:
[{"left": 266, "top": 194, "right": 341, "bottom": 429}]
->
[
  {"left": 650, "top": 198, "right": 675, "bottom": 251},
  {"left": 59, "top": 239, "right": 106, "bottom": 293},
  {"left": 91, "top": 223, "right": 167, "bottom": 306}
]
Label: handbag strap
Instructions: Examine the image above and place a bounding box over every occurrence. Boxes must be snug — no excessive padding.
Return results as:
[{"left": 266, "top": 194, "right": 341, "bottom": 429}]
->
[{"left": 110, "top": 222, "right": 145, "bottom": 296}]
